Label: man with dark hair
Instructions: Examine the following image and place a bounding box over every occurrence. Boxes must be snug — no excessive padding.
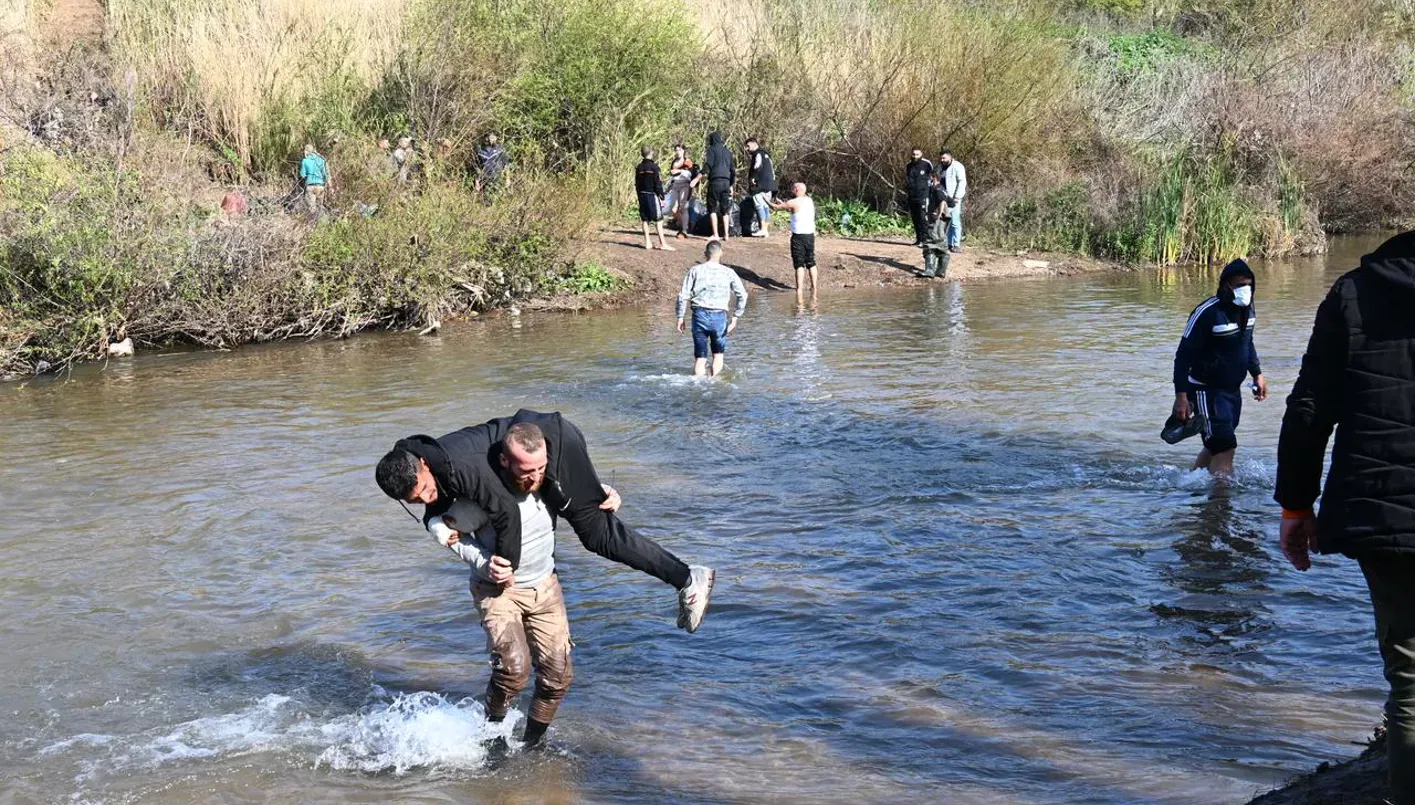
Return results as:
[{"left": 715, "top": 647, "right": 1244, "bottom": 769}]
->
[
  {"left": 904, "top": 147, "right": 934, "bottom": 247},
  {"left": 376, "top": 410, "right": 715, "bottom": 632},
  {"left": 1275, "top": 231, "right": 1415, "bottom": 805},
  {"left": 635, "top": 146, "right": 674, "bottom": 251},
  {"left": 702, "top": 131, "right": 735, "bottom": 242},
  {"left": 937, "top": 149, "right": 967, "bottom": 253},
  {"left": 744, "top": 137, "right": 777, "bottom": 238},
  {"left": 1171, "top": 258, "right": 1269, "bottom": 475}
]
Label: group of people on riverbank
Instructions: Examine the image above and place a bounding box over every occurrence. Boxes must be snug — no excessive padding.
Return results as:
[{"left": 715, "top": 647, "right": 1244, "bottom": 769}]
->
[{"left": 636, "top": 132, "right": 966, "bottom": 279}]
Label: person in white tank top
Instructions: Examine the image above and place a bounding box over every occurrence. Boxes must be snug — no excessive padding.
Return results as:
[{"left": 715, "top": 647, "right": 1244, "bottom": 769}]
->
[{"left": 771, "top": 182, "right": 818, "bottom": 298}]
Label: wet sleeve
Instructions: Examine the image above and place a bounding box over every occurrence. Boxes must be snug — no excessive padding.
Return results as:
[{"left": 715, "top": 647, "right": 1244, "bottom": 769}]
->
[
  {"left": 731, "top": 271, "right": 748, "bottom": 318},
  {"left": 1173, "top": 304, "right": 1211, "bottom": 393},
  {"left": 676, "top": 268, "right": 694, "bottom": 320},
  {"left": 1275, "top": 284, "right": 1348, "bottom": 512}
]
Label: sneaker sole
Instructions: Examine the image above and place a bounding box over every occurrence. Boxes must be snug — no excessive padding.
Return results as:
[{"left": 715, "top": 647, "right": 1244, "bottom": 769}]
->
[{"left": 687, "top": 569, "right": 715, "bottom": 633}]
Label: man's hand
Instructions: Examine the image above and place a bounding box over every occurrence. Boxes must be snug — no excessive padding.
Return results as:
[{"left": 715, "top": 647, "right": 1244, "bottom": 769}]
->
[
  {"left": 1280, "top": 513, "right": 1319, "bottom": 571},
  {"left": 677, "top": 318, "right": 686, "bottom": 333},
  {"left": 1173, "top": 393, "right": 1192, "bottom": 422},
  {"left": 727, "top": 317, "right": 739, "bottom": 334},
  {"left": 1254, "top": 374, "right": 1269, "bottom": 402},
  {"left": 446, "top": 531, "right": 461, "bottom": 547},
  {"left": 600, "top": 484, "right": 622, "bottom": 512},
  {"left": 488, "top": 555, "right": 515, "bottom": 587}
]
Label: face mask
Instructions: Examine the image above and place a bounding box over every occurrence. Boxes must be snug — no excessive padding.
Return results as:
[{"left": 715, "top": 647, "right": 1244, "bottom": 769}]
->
[{"left": 1232, "top": 285, "right": 1252, "bottom": 307}]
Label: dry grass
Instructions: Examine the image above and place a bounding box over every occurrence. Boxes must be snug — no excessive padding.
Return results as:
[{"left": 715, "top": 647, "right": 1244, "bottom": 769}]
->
[{"left": 108, "top": 0, "right": 407, "bottom": 174}]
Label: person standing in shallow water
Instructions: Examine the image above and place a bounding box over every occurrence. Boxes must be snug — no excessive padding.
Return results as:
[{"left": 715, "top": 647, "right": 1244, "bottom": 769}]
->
[
  {"left": 677, "top": 240, "right": 747, "bottom": 377},
  {"left": 1275, "top": 230, "right": 1415, "bottom": 805},
  {"left": 1171, "top": 258, "right": 1269, "bottom": 475}
]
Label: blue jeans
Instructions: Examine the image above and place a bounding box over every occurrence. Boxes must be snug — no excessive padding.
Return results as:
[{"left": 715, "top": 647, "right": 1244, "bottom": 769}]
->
[
  {"left": 691, "top": 309, "right": 728, "bottom": 359},
  {"left": 752, "top": 192, "right": 773, "bottom": 227},
  {"left": 948, "top": 201, "right": 964, "bottom": 248}
]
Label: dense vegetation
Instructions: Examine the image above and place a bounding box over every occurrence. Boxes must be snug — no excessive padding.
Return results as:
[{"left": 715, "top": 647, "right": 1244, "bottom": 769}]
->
[{"left": 0, "top": 0, "right": 1411, "bottom": 373}]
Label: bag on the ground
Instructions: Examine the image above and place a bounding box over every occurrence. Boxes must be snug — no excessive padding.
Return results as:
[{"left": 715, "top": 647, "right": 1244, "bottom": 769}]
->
[{"left": 688, "top": 198, "right": 711, "bottom": 235}]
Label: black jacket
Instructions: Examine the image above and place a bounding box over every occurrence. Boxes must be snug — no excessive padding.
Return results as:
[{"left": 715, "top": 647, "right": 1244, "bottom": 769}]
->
[
  {"left": 635, "top": 159, "right": 664, "bottom": 196},
  {"left": 747, "top": 148, "right": 776, "bottom": 193},
  {"left": 1275, "top": 231, "right": 1415, "bottom": 557},
  {"left": 704, "top": 131, "right": 735, "bottom": 184},
  {"left": 1173, "top": 259, "right": 1261, "bottom": 393},
  {"left": 393, "top": 410, "right": 607, "bottom": 570},
  {"left": 905, "top": 157, "right": 934, "bottom": 199}
]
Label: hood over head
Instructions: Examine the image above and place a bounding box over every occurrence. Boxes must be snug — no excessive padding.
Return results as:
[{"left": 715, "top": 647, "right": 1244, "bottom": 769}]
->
[
  {"left": 707, "top": 131, "right": 723, "bottom": 148},
  {"left": 1362, "top": 230, "right": 1415, "bottom": 296},
  {"left": 1217, "top": 258, "right": 1255, "bottom": 302}
]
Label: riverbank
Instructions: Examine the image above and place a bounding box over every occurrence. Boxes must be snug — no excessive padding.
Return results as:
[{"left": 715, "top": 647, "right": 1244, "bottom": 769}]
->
[
  {"left": 1247, "top": 729, "right": 1388, "bottom": 804},
  {"left": 532, "top": 226, "right": 1125, "bottom": 312}
]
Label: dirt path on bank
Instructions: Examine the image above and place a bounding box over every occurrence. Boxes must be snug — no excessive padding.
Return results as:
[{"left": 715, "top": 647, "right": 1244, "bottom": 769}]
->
[{"left": 535, "top": 226, "right": 1128, "bottom": 310}]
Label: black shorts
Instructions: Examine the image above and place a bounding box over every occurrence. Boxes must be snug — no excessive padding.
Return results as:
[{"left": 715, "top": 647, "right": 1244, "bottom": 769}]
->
[
  {"left": 637, "top": 191, "right": 662, "bottom": 222},
  {"left": 1189, "top": 387, "right": 1244, "bottom": 453},
  {"left": 790, "top": 233, "right": 816, "bottom": 269},
  {"left": 706, "top": 179, "right": 732, "bottom": 215}
]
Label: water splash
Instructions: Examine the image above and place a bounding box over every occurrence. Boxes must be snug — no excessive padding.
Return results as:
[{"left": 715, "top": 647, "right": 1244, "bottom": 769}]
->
[{"left": 40, "top": 688, "right": 521, "bottom": 787}]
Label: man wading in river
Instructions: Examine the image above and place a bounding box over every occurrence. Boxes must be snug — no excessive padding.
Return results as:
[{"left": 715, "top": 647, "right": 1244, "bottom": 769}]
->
[
  {"left": 1171, "top": 259, "right": 1269, "bottom": 475},
  {"left": 377, "top": 412, "right": 715, "bottom": 626},
  {"left": 1275, "top": 231, "right": 1415, "bottom": 804}
]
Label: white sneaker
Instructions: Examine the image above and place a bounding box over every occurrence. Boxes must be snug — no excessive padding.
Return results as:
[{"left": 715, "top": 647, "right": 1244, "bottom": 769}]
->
[{"left": 677, "top": 566, "right": 715, "bottom": 633}]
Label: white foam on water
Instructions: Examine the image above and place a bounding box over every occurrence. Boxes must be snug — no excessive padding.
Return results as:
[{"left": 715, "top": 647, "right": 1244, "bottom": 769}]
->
[
  {"left": 315, "top": 690, "right": 520, "bottom": 775},
  {"left": 618, "top": 372, "right": 735, "bottom": 390},
  {"left": 40, "top": 688, "right": 521, "bottom": 794}
]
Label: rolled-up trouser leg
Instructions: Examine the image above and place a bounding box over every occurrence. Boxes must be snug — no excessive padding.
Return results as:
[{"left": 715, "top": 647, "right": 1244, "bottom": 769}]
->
[
  {"left": 473, "top": 582, "right": 532, "bottom": 721},
  {"left": 1361, "top": 556, "right": 1415, "bottom": 805},
  {"left": 523, "top": 574, "right": 574, "bottom": 724}
]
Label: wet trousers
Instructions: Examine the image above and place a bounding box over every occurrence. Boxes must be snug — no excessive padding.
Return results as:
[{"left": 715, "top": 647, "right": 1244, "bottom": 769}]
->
[{"left": 473, "top": 573, "right": 573, "bottom": 724}]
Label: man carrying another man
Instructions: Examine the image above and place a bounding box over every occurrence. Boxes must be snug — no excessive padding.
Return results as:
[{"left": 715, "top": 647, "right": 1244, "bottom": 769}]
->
[
  {"left": 376, "top": 412, "right": 717, "bottom": 746},
  {"left": 920, "top": 173, "right": 952, "bottom": 279},
  {"left": 676, "top": 240, "right": 748, "bottom": 377}
]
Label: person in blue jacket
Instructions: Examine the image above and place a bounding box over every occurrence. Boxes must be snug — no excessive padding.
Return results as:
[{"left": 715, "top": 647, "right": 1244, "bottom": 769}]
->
[{"left": 1171, "top": 258, "right": 1270, "bottom": 475}]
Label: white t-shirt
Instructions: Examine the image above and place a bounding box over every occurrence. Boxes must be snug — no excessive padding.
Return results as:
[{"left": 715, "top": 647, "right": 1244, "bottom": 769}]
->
[
  {"left": 435, "top": 491, "right": 556, "bottom": 589},
  {"left": 790, "top": 196, "right": 816, "bottom": 235}
]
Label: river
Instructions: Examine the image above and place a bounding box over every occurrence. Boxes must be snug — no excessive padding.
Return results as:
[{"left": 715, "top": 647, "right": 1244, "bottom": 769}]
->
[{"left": 0, "top": 236, "right": 1390, "bottom": 804}]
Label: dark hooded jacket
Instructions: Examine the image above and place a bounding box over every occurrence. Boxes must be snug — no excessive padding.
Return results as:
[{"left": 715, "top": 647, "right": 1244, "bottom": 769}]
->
[
  {"left": 392, "top": 410, "right": 607, "bottom": 570},
  {"left": 747, "top": 147, "right": 776, "bottom": 194},
  {"left": 703, "top": 131, "right": 735, "bottom": 184},
  {"left": 1173, "top": 259, "right": 1261, "bottom": 393},
  {"left": 1275, "top": 231, "right": 1415, "bottom": 556}
]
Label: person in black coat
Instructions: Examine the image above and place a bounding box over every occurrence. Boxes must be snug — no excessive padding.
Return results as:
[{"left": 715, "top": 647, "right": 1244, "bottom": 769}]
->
[
  {"left": 903, "top": 147, "right": 934, "bottom": 247},
  {"left": 1276, "top": 231, "right": 1415, "bottom": 804},
  {"left": 377, "top": 409, "right": 716, "bottom": 633},
  {"left": 702, "top": 131, "right": 736, "bottom": 241}
]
